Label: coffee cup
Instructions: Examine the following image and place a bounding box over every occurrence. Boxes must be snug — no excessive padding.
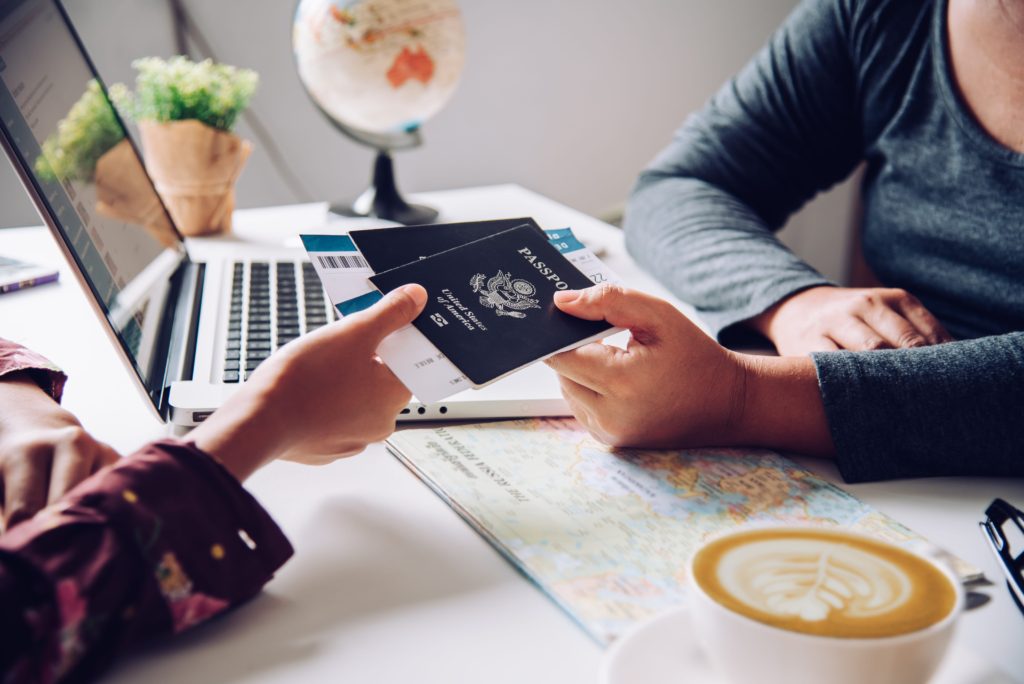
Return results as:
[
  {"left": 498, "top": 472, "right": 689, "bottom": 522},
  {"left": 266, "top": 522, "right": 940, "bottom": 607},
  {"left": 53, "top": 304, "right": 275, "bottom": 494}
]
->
[{"left": 687, "top": 526, "right": 963, "bottom": 684}]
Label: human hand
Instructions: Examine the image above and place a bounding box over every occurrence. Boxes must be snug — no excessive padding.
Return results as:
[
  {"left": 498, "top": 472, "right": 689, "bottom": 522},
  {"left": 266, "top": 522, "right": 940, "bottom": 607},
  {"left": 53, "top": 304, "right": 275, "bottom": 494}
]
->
[
  {"left": 0, "top": 373, "right": 119, "bottom": 531},
  {"left": 749, "top": 286, "right": 953, "bottom": 356},
  {"left": 192, "top": 284, "right": 427, "bottom": 480},
  {"left": 545, "top": 284, "right": 746, "bottom": 449},
  {"left": 546, "top": 284, "right": 835, "bottom": 457}
]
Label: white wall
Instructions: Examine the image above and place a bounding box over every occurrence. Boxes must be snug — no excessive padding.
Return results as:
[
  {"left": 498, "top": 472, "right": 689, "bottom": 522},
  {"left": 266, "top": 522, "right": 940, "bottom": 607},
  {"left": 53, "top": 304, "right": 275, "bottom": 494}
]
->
[{"left": 0, "top": 0, "right": 857, "bottom": 282}]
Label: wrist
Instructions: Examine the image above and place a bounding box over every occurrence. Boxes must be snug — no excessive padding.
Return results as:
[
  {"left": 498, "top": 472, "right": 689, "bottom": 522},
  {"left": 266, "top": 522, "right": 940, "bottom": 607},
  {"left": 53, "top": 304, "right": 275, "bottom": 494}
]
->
[
  {"left": 190, "top": 374, "right": 290, "bottom": 481},
  {"left": 0, "top": 373, "right": 60, "bottom": 432},
  {"left": 731, "top": 352, "right": 836, "bottom": 457}
]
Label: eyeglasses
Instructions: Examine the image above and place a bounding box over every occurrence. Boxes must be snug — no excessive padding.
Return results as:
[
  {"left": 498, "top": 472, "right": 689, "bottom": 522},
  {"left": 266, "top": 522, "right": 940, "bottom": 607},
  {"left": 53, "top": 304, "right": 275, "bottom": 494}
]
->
[{"left": 979, "top": 498, "right": 1024, "bottom": 615}]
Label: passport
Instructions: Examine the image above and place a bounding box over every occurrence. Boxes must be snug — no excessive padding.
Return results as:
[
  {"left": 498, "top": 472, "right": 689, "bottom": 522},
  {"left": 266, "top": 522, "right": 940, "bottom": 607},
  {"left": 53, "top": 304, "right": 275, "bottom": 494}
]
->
[
  {"left": 350, "top": 218, "right": 544, "bottom": 272},
  {"left": 369, "top": 224, "right": 614, "bottom": 386}
]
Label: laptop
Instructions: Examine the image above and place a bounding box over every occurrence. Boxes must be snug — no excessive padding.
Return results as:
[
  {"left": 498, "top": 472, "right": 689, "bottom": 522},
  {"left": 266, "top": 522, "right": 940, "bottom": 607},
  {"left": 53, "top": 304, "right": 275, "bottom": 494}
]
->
[{"left": 0, "top": 0, "right": 568, "bottom": 428}]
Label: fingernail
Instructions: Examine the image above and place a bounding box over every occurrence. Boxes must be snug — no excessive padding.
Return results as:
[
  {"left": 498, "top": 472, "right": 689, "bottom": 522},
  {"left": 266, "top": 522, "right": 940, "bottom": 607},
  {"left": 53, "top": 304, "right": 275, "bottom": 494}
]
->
[
  {"left": 396, "top": 283, "right": 428, "bottom": 308},
  {"left": 554, "top": 290, "right": 581, "bottom": 304}
]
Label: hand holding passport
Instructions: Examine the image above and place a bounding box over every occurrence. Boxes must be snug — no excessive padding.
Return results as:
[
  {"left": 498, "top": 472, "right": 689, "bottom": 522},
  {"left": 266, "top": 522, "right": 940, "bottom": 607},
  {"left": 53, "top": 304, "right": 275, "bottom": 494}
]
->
[{"left": 302, "top": 218, "right": 620, "bottom": 401}]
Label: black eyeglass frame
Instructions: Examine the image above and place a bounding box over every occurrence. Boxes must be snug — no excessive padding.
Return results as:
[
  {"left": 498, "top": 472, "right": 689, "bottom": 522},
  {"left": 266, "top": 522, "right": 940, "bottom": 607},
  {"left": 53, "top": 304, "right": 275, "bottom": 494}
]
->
[{"left": 980, "top": 498, "right": 1024, "bottom": 615}]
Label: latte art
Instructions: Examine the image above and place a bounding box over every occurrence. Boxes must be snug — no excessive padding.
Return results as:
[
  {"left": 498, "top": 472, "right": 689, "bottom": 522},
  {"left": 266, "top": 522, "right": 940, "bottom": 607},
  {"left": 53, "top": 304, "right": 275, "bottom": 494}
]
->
[
  {"left": 691, "top": 528, "right": 958, "bottom": 638},
  {"left": 719, "top": 539, "right": 912, "bottom": 622}
]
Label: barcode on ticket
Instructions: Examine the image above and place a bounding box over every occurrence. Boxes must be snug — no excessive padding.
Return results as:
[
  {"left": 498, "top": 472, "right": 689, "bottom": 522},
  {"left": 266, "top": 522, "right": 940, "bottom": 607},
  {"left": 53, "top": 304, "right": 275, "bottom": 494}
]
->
[{"left": 316, "top": 254, "right": 369, "bottom": 270}]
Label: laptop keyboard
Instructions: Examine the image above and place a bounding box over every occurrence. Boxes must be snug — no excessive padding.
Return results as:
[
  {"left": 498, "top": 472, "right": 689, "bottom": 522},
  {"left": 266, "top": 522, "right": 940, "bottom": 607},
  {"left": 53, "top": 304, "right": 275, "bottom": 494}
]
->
[{"left": 221, "top": 260, "right": 332, "bottom": 382}]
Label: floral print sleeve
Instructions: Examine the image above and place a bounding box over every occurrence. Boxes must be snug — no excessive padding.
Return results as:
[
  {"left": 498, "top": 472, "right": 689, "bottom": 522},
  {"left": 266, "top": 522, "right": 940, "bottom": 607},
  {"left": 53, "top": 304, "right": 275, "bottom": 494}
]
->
[
  {"left": 0, "top": 440, "right": 293, "bottom": 683},
  {"left": 0, "top": 338, "right": 67, "bottom": 402}
]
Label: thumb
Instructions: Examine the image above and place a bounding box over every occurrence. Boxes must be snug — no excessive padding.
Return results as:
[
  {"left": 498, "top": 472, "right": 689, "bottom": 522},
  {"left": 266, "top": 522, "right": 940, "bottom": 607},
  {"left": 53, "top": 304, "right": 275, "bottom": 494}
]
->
[
  {"left": 553, "top": 284, "right": 665, "bottom": 334},
  {"left": 359, "top": 284, "right": 428, "bottom": 345}
]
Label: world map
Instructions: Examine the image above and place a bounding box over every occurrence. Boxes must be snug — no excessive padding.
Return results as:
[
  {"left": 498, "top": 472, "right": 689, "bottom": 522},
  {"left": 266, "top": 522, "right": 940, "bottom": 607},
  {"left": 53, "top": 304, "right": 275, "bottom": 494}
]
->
[{"left": 387, "top": 418, "right": 975, "bottom": 644}]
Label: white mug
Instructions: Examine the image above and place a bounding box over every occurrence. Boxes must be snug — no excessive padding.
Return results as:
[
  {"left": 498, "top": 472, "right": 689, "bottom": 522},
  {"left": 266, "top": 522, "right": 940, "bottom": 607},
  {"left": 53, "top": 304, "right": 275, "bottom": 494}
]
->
[{"left": 687, "top": 526, "right": 964, "bottom": 684}]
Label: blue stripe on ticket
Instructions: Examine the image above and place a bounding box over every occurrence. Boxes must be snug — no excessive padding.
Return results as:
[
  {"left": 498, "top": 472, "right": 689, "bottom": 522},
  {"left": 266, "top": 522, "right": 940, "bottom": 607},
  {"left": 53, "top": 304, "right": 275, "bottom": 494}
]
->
[
  {"left": 545, "top": 228, "right": 586, "bottom": 254},
  {"left": 336, "top": 290, "right": 383, "bottom": 316},
  {"left": 301, "top": 234, "right": 357, "bottom": 253}
]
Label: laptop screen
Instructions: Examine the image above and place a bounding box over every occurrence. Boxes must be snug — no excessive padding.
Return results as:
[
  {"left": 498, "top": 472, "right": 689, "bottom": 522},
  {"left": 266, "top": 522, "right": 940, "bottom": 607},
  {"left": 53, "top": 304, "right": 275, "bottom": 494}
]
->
[{"left": 0, "top": 0, "right": 186, "bottom": 402}]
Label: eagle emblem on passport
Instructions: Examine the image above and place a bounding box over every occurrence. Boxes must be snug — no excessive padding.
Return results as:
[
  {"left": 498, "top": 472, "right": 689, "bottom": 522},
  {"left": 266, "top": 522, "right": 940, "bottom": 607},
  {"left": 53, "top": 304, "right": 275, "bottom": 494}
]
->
[{"left": 470, "top": 270, "right": 541, "bottom": 319}]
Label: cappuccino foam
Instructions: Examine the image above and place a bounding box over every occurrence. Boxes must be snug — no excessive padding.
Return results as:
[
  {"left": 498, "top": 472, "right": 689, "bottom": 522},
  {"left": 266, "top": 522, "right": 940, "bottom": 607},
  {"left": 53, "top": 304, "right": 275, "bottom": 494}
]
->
[{"left": 692, "top": 528, "right": 957, "bottom": 638}]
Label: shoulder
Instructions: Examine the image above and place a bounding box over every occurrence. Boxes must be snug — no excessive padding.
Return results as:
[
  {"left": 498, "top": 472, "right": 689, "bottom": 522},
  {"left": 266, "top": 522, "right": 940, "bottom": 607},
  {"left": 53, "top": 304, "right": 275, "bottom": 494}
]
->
[
  {"left": 780, "top": 0, "right": 936, "bottom": 147},
  {"left": 843, "top": 0, "right": 937, "bottom": 140},
  {"left": 749, "top": 0, "right": 933, "bottom": 98},
  {"left": 842, "top": 0, "right": 934, "bottom": 65},
  {"left": 786, "top": 0, "right": 933, "bottom": 66}
]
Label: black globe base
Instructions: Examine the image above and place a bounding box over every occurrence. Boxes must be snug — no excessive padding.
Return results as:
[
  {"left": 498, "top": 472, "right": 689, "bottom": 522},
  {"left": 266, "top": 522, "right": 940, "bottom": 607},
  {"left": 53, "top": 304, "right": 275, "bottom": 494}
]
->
[{"left": 330, "top": 149, "right": 438, "bottom": 226}]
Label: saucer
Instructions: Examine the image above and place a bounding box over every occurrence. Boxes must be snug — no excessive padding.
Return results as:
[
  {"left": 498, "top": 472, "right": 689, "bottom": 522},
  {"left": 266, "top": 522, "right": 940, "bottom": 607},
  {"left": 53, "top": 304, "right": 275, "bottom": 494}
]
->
[
  {"left": 599, "top": 607, "right": 718, "bottom": 684},
  {"left": 599, "top": 607, "right": 1014, "bottom": 684}
]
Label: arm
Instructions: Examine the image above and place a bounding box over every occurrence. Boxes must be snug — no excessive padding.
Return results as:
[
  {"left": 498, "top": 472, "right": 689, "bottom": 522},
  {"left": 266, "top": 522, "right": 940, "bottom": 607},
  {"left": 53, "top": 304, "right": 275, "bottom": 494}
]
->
[
  {"left": 623, "top": 0, "right": 861, "bottom": 338},
  {"left": 810, "top": 334, "right": 1024, "bottom": 481},
  {"left": 624, "top": 0, "right": 950, "bottom": 353},
  {"left": 545, "top": 285, "right": 835, "bottom": 456},
  {"left": 546, "top": 285, "right": 1024, "bottom": 482},
  {"left": 744, "top": 335, "right": 1024, "bottom": 481},
  {"left": 0, "top": 340, "right": 119, "bottom": 530},
  {"left": 0, "top": 339, "right": 68, "bottom": 400},
  {"left": 0, "top": 285, "right": 427, "bottom": 682},
  {"left": 0, "top": 440, "right": 292, "bottom": 683}
]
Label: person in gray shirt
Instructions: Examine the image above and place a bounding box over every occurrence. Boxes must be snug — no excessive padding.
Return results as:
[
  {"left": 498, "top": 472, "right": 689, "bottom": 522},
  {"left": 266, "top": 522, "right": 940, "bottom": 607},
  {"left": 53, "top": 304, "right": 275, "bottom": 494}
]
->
[{"left": 546, "top": 0, "right": 1023, "bottom": 482}]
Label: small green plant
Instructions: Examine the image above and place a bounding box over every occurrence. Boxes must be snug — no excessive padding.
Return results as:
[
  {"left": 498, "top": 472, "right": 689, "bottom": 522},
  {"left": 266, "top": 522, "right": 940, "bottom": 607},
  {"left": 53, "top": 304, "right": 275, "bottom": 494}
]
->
[
  {"left": 110, "top": 56, "right": 258, "bottom": 132},
  {"left": 35, "top": 79, "right": 124, "bottom": 182}
]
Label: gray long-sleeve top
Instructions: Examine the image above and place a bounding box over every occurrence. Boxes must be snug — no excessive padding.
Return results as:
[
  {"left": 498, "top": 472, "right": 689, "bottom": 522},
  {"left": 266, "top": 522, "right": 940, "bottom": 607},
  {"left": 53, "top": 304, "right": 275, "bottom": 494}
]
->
[{"left": 624, "top": 0, "right": 1023, "bottom": 482}]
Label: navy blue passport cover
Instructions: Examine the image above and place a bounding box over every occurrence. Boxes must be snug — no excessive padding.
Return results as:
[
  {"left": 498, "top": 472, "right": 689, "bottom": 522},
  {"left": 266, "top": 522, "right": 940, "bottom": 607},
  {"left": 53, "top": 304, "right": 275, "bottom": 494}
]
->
[
  {"left": 369, "top": 224, "right": 612, "bottom": 386},
  {"left": 350, "top": 218, "right": 544, "bottom": 273}
]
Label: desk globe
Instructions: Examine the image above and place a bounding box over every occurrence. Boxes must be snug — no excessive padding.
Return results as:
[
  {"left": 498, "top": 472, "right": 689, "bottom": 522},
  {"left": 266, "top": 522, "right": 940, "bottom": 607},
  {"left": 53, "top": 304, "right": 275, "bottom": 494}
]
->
[{"left": 293, "top": 0, "right": 465, "bottom": 224}]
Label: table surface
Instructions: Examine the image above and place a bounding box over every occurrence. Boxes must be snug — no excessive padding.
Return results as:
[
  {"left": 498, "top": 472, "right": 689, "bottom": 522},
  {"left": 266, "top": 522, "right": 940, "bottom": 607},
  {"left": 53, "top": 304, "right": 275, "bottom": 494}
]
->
[{"left": 1, "top": 184, "right": 1021, "bottom": 683}]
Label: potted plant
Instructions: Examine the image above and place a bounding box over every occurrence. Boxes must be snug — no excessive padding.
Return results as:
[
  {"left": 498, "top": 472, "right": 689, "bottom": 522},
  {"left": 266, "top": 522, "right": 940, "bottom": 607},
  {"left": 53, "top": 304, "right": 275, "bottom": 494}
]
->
[{"left": 111, "top": 56, "right": 259, "bottom": 236}]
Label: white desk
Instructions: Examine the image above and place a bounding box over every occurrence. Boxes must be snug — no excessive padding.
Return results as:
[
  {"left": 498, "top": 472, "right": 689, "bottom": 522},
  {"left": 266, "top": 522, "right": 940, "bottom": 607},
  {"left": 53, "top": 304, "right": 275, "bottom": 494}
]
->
[{"left": 1, "top": 184, "right": 1021, "bottom": 683}]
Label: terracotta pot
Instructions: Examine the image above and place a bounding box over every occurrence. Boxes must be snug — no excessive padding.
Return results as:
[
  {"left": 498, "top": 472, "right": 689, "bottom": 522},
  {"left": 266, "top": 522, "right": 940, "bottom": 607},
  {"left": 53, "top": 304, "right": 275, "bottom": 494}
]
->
[{"left": 137, "top": 120, "right": 252, "bottom": 237}]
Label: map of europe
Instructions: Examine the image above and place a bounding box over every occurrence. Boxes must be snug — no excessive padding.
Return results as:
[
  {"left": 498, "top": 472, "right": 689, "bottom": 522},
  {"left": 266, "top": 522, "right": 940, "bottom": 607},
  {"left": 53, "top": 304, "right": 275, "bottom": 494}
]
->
[{"left": 387, "top": 418, "right": 975, "bottom": 645}]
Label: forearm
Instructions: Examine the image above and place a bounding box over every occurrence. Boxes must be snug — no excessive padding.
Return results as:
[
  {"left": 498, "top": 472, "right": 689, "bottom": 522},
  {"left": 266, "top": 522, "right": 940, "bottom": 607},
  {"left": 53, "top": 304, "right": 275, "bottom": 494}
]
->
[
  {"left": 625, "top": 176, "right": 831, "bottom": 339},
  {"left": 731, "top": 333, "right": 1024, "bottom": 482},
  {"left": 0, "top": 338, "right": 66, "bottom": 401},
  {"left": 812, "top": 334, "right": 1024, "bottom": 482},
  {"left": 190, "top": 374, "right": 286, "bottom": 482},
  {"left": 0, "top": 373, "right": 58, "bottom": 431},
  {"left": 0, "top": 440, "right": 292, "bottom": 680},
  {"left": 624, "top": 0, "right": 867, "bottom": 338}
]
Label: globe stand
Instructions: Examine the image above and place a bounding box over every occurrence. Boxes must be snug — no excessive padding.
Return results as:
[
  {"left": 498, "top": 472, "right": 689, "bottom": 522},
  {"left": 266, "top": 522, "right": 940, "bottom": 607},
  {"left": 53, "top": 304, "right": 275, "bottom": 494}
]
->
[
  {"left": 336, "top": 150, "right": 438, "bottom": 225},
  {"left": 321, "top": 112, "right": 439, "bottom": 226}
]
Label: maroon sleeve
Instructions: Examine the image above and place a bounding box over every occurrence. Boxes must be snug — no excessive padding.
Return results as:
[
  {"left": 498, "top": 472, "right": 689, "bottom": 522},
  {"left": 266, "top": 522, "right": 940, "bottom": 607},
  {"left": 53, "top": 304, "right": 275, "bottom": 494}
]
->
[
  {"left": 0, "top": 440, "right": 293, "bottom": 683},
  {"left": 0, "top": 338, "right": 67, "bottom": 403}
]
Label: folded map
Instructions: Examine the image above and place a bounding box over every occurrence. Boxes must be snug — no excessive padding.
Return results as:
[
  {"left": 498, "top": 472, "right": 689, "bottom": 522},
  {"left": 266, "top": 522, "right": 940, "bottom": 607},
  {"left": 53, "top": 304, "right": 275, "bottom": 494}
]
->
[{"left": 387, "top": 418, "right": 982, "bottom": 645}]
